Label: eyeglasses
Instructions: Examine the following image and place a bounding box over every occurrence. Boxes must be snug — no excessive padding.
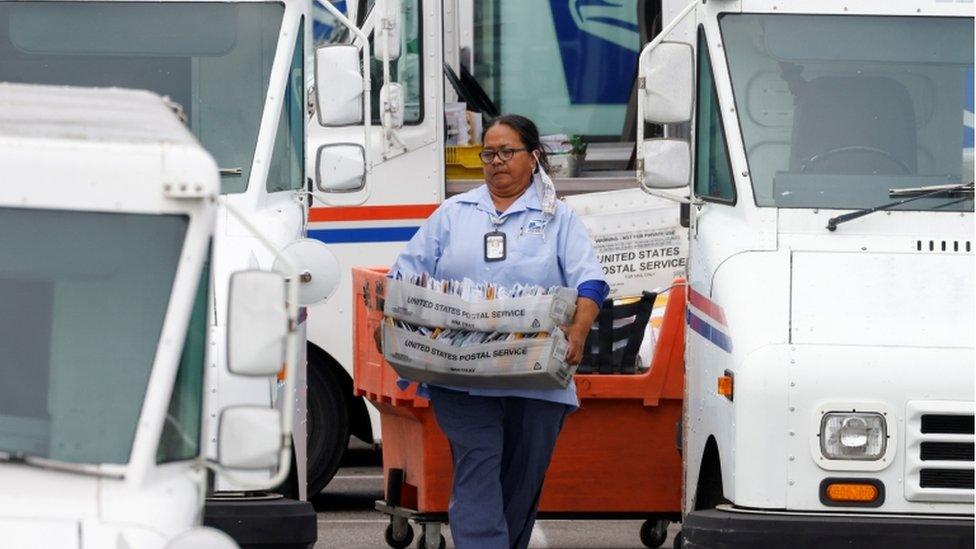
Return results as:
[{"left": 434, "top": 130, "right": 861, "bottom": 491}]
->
[{"left": 479, "top": 147, "right": 528, "bottom": 164}]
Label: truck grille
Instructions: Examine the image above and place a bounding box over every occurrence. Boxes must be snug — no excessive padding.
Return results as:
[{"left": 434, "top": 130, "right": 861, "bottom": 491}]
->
[
  {"left": 905, "top": 402, "right": 975, "bottom": 503},
  {"left": 920, "top": 442, "right": 974, "bottom": 462},
  {"left": 921, "top": 414, "right": 974, "bottom": 435},
  {"left": 920, "top": 469, "right": 975, "bottom": 489}
]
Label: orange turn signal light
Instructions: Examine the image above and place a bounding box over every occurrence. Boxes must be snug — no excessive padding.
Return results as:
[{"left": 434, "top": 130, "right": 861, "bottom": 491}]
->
[
  {"left": 824, "top": 482, "right": 879, "bottom": 503},
  {"left": 717, "top": 375, "right": 733, "bottom": 400}
]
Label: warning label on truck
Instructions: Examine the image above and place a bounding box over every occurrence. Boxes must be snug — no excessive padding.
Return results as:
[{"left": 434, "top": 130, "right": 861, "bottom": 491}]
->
[
  {"left": 591, "top": 227, "right": 688, "bottom": 298},
  {"left": 563, "top": 188, "right": 689, "bottom": 299}
]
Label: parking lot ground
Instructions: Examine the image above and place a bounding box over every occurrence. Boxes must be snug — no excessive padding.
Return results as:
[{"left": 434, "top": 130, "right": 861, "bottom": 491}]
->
[{"left": 313, "top": 443, "right": 679, "bottom": 549}]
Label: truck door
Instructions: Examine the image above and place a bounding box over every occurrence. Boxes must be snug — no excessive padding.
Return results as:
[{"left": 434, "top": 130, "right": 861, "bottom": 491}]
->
[
  {"left": 308, "top": 0, "right": 443, "bottom": 208},
  {"left": 302, "top": 1, "right": 443, "bottom": 490}
]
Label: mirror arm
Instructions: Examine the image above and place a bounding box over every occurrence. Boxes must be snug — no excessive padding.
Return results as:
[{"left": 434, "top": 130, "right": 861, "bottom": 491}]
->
[
  {"left": 380, "top": 10, "right": 392, "bottom": 97},
  {"left": 218, "top": 198, "right": 300, "bottom": 488},
  {"left": 305, "top": 189, "right": 372, "bottom": 207},
  {"left": 636, "top": 0, "right": 698, "bottom": 188},
  {"left": 195, "top": 433, "right": 291, "bottom": 490},
  {"left": 378, "top": 3, "right": 405, "bottom": 159},
  {"left": 380, "top": 20, "right": 392, "bottom": 155},
  {"left": 639, "top": 187, "right": 702, "bottom": 206},
  {"left": 352, "top": 8, "right": 377, "bottom": 49},
  {"left": 636, "top": 50, "right": 648, "bottom": 186},
  {"left": 383, "top": 128, "right": 407, "bottom": 160},
  {"left": 320, "top": 1, "right": 373, "bottom": 172}
]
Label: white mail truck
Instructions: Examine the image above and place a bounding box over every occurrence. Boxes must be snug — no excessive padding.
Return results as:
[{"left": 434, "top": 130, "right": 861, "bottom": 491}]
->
[
  {"left": 636, "top": 0, "right": 974, "bottom": 546},
  {"left": 0, "top": 83, "right": 303, "bottom": 549},
  {"left": 0, "top": 1, "right": 337, "bottom": 545}
]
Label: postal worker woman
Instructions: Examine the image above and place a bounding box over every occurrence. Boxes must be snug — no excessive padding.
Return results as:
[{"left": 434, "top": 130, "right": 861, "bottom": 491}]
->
[{"left": 389, "top": 114, "right": 608, "bottom": 549}]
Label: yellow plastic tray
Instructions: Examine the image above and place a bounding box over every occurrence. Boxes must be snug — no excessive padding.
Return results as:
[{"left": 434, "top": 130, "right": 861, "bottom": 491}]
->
[{"left": 445, "top": 145, "right": 483, "bottom": 180}]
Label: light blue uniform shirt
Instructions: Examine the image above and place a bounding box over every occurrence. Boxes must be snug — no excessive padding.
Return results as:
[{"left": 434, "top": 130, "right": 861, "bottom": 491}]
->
[{"left": 390, "top": 183, "right": 606, "bottom": 407}]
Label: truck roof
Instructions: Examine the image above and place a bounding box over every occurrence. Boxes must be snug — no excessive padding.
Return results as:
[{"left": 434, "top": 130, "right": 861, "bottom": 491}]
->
[
  {"left": 0, "top": 82, "right": 217, "bottom": 205},
  {"left": 0, "top": 82, "right": 196, "bottom": 147}
]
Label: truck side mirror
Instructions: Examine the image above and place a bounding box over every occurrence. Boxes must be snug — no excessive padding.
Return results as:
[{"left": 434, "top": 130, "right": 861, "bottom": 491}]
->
[
  {"left": 380, "top": 82, "right": 404, "bottom": 130},
  {"left": 373, "top": 0, "right": 402, "bottom": 61},
  {"left": 641, "top": 42, "right": 694, "bottom": 123},
  {"left": 315, "top": 44, "right": 364, "bottom": 126},
  {"left": 226, "top": 270, "right": 287, "bottom": 376},
  {"left": 272, "top": 238, "right": 343, "bottom": 306},
  {"left": 218, "top": 406, "right": 283, "bottom": 469},
  {"left": 316, "top": 144, "right": 366, "bottom": 192},
  {"left": 642, "top": 139, "right": 691, "bottom": 189}
]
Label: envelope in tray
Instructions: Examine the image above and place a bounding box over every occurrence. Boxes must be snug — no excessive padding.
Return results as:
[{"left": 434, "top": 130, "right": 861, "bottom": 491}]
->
[
  {"left": 382, "top": 324, "right": 576, "bottom": 390},
  {"left": 384, "top": 278, "right": 577, "bottom": 333}
]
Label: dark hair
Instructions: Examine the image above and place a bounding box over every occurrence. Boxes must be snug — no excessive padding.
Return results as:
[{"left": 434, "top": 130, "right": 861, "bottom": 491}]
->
[{"left": 482, "top": 114, "right": 550, "bottom": 174}]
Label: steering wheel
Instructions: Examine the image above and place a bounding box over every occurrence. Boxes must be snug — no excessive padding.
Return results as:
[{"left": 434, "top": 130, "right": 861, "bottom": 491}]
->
[{"left": 800, "top": 145, "right": 912, "bottom": 175}]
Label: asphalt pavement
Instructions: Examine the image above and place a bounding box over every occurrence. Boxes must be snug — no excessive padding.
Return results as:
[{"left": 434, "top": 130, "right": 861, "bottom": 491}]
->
[{"left": 312, "top": 442, "right": 680, "bottom": 549}]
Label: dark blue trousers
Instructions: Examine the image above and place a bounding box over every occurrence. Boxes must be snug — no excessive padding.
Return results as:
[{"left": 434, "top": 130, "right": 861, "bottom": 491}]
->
[{"left": 427, "top": 386, "right": 571, "bottom": 549}]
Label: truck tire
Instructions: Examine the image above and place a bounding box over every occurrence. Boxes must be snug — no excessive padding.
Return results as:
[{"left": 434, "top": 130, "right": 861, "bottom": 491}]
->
[{"left": 306, "top": 357, "right": 349, "bottom": 497}]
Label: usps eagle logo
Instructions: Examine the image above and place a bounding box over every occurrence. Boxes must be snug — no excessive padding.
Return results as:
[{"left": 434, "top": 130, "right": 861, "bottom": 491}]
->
[
  {"left": 550, "top": 0, "right": 640, "bottom": 104},
  {"left": 568, "top": 0, "right": 640, "bottom": 52}
]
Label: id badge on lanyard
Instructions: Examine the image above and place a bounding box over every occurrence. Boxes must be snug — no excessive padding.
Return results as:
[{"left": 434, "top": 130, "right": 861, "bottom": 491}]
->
[
  {"left": 484, "top": 230, "right": 506, "bottom": 261},
  {"left": 484, "top": 214, "right": 506, "bottom": 262}
]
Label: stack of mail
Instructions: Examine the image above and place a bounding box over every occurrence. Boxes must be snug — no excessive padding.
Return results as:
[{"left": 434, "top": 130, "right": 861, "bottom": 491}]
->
[
  {"left": 381, "top": 273, "right": 579, "bottom": 389},
  {"left": 385, "top": 272, "right": 577, "bottom": 332}
]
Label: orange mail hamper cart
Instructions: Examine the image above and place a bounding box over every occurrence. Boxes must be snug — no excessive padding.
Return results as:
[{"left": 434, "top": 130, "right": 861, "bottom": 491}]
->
[{"left": 352, "top": 267, "right": 685, "bottom": 549}]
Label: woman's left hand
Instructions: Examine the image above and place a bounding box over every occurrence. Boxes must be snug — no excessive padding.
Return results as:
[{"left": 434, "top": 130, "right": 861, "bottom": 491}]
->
[
  {"left": 562, "top": 323, "right": 589, "bottom": 365},
  {"left": 561, "top": 297, "right": 600, "bottom": 365}
]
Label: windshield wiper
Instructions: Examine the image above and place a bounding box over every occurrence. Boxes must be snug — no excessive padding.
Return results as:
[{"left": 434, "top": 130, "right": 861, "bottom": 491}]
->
[
  {"left": 888, "top": 183, "right": 976, "bottom": 198},
  {"left": 826, "top": 181, "right": 974, "bottom": 231}
]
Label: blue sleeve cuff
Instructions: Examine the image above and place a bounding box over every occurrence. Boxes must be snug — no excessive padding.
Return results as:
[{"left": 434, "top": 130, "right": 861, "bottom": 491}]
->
[{"left": 577, "top": 279, "right": 610, "bottom": 306}]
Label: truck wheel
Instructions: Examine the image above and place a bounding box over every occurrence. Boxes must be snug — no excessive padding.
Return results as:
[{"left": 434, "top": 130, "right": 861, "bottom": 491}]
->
[
  {"left": 640, "top": 519, "right": 668, "bottom": 548},
  {"left": 306, "top": 359, "right": 349, "bottom": 496},
  {"left": 384, "top": 521, "right": 414, "bottom": 549},
  {"left": 673, "top": 531, "right": 684, "bottom": 549}
]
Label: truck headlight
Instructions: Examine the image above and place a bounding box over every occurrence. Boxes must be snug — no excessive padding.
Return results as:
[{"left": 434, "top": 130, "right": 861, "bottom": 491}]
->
[{"left": 820, "top": 412, "right": 886, "bottom": 460}]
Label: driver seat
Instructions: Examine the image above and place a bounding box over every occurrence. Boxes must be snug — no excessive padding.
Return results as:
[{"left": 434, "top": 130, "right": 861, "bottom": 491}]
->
[{"left": 789, "top": 75, "right": 918, "bottom": 175}]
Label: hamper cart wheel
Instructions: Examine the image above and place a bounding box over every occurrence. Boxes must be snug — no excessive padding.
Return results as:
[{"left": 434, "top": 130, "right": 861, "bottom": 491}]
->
[
  {"left": 640, "top": 519, "right": 669, "bottom": 548},
  {"left": 416, "top": 534, "right": 446, "bottom": 549},
  {"left": 385, "top": 519, "right": 414, "bottom": 549},
  {"left": 417, "top": 523, "right": 446, "bottom": 549}
]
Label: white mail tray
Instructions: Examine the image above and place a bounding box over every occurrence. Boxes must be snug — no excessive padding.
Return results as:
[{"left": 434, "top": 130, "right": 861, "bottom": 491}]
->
[
  {"left": 382, "top": 323, "right": 576, "bottom": 390},
  {"left": 384, "top": 278, "right": 577, "bottom": 333}
]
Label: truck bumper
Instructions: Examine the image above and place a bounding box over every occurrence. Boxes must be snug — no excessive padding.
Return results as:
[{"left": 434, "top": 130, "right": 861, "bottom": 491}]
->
[
  {"left": 204, "top": 496, "right": 317, "bottom": 549},
  {"left": 683, "top": 507, "right": 974, "bottom": 549}
]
